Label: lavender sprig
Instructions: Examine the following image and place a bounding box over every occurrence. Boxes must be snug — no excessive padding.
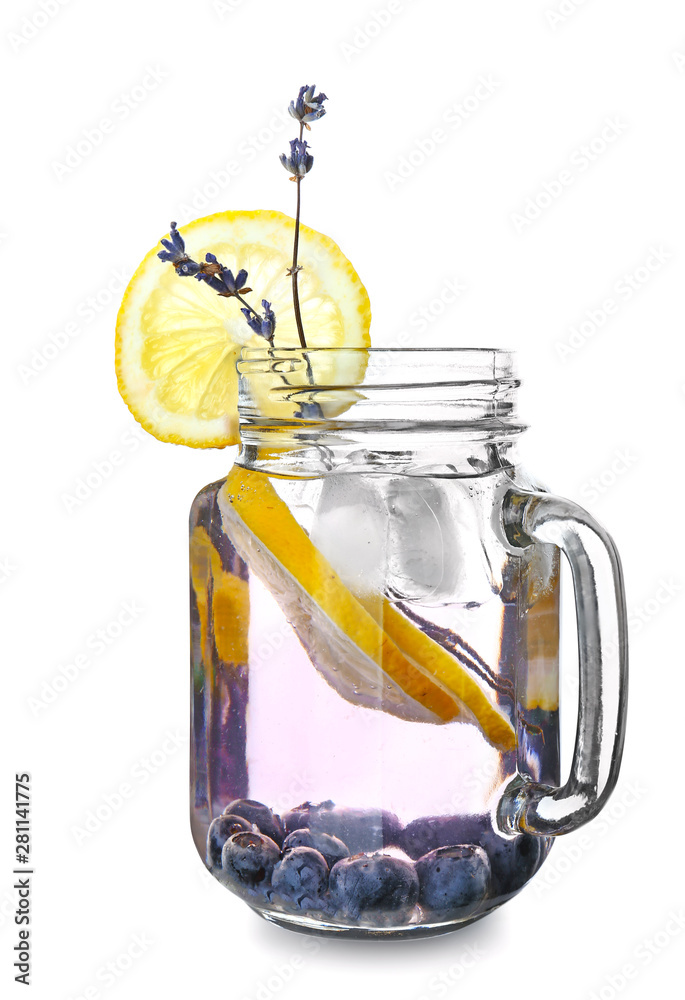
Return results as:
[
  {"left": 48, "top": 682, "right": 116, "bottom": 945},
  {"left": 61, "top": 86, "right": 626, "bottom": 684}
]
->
[
  {"left": 157, "top": 227, "right": 275, "bottom": 343},
  {"left": 157, "top": 84, "right": 329, "bottom": 354},
  {"left": 281, "top": 84, "right": 328, "bottom": 349}
]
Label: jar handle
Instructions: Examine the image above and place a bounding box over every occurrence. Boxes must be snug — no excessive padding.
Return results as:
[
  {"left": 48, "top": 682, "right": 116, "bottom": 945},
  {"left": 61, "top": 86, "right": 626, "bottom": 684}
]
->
[{"left": 498, "top": 490, "right": 629, "bottom": 837}]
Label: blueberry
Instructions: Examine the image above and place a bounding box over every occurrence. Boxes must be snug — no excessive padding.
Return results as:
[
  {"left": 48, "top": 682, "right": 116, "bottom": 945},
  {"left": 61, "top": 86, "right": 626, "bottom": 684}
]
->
[
  {"left": 399, "top": 814, "right": 544, "bottom": 898},
  {"left": 399, "top": 815, "right": 490, "bottom": 861},
  {"left": 221, "top": 831, "right": 281, "bottom": 889},
  {"left": 329, "top": 854, "right": 419, "bottom": 921},
  {"left": 282, "top": 828, "right": 350, "bottom": 870},
  {"left": 285, "top": 802, "right": 401, "bottom": 854},
  {"left": 224, "top": 798, "right": 285, "bottom": 847},
  {"left": 481, "top": 830, "right": 544, "bottom": 899},
  {"left": 283, "top": 801, "right": 335, "bottom": 836},
  {"left": 206, "top": 814, "right": 254, "bottom": 867},
  {"left": 321, "top": 809, "right": 402, "bottom": 854},
  {"left": 271, "top": 847, "right": 329, "bottom": 911},
  {"left": 416, "top": 845, "right": 490, "bottom": 918}
]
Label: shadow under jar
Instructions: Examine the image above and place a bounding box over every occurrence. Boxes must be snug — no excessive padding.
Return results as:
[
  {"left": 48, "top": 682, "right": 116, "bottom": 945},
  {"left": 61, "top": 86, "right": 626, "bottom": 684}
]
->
[{"left": 189, "top": 348, "right": 628, "bottom": 938}]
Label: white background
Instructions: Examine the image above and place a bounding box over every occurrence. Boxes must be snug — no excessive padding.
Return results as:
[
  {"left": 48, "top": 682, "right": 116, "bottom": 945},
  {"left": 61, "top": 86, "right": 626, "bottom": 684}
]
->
[{"left": 2, "top": 0, "right": 684, "bottom": 998}]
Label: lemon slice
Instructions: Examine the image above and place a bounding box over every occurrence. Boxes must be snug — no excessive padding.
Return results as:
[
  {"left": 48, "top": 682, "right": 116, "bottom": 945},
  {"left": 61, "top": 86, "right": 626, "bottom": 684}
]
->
[
  {"left": 218, "top": 467, "right": 516, "bottom": 751},
  {"left": 372, "top": 601, "right": 516, "bottom": 751},
  {"left": 190, "top": 525, "right": 249, "bottom": 666},
  {"left": 116, "top": 210, "right": 372, "bottom": 448}
]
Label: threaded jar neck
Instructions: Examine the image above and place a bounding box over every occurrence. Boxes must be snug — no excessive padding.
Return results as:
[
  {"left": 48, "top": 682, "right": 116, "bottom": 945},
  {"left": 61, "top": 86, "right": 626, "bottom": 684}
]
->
[{"left": 236, "top": 348, "right": 525, "bottom": 477}]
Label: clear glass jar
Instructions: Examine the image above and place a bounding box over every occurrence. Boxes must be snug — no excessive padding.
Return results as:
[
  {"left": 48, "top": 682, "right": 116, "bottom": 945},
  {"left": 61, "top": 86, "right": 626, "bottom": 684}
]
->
[{"left": 189, "top": 348, "right": 628, "bottom": 938}]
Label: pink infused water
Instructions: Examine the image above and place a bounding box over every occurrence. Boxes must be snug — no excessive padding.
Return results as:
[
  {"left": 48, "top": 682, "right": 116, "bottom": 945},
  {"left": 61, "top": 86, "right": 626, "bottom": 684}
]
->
[{"left": 190, "top": 471, "right": 559, "bottom": 936}]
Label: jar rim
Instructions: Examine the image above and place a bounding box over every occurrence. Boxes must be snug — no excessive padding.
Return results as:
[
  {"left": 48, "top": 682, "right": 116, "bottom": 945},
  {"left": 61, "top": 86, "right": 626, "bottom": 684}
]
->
[
  {"left": 240, "top": 346, "right": 512, "bottom": 351},
  {"left": 238, "top": 347, "right": 517, "bottom": 381},
  {"left": 240, "top": 347, "right": 513, "bottom": 356}
]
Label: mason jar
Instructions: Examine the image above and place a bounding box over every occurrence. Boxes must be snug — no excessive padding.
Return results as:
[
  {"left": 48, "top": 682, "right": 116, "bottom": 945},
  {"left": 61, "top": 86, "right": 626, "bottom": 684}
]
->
[{"left": 189, "top": 348, "right": 628, "bottom": 938}]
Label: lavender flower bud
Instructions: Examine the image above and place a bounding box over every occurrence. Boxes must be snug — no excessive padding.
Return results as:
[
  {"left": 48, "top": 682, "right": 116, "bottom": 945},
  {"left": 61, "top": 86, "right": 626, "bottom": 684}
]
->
[
  {"left": 197, "top": 257, "right": 252, "bottom": 297},
  {"left": 288, "top": 84, "right": 328, "bottom": 128},
  {"left": 157, "top": 222, "right": 201, "bottom": 276},
  {"left": 280, "top": 138, "right": 314, "bottom": 179},
  {"left": 241, "top": 300, "right": 276, "bottom": 343}
]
